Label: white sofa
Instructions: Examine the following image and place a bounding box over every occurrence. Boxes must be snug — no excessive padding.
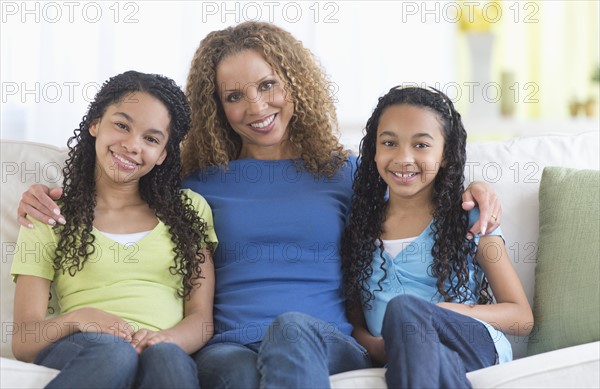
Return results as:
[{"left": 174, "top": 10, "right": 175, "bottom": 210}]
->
[{"left": 2, "top": 132, "right": 599, "bottom": 388}]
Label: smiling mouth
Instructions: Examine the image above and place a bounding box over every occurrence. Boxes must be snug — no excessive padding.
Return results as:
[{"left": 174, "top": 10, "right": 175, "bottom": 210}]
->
[
  {"left": 392, "top": 171, "right": 417, "bottom": 178},
  {"left": 249, "top": 114, "right": 276, "bottom": 129},
  {"left": 112, "top": 152, "right": 138, "bottom": 169}
]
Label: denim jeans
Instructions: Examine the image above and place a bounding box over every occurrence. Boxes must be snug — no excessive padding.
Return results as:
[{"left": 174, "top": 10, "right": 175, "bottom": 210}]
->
[
  {"left": 194, "top": 312, "right": 371, "bottom": 389},
  {"left": 35, "top": 332, "right": 199, "bottom": 388},
  {"left": 381, "top": 295, "right": 497, "bottom": 389}
]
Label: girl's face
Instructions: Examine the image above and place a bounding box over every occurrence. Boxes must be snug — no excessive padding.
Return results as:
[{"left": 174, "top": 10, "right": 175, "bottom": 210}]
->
[
  {"left": 216, "top": 49, "right": 295, "bottom": 160},
  {"left": 90, "top": 91, "right": 170, "bottom": 184},
  {"left": 375, "top": 104, "right": 445, "bottom": 203}
]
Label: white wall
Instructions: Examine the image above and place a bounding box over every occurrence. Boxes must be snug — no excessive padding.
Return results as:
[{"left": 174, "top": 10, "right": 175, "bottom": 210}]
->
[
  {"left": 1, "top": 1, "right": 456, "bottom": 146},
  {"left": 2, "top": 1, "right": 598, "bottom": 147}
]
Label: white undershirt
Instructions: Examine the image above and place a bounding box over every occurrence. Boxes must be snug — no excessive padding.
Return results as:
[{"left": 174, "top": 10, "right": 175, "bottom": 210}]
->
[
  {"left": 381, "top": 237, "right": 418, "bottom": 258},
  {"left": 97, "top": 230, "right": 152, "bottom": 246}
]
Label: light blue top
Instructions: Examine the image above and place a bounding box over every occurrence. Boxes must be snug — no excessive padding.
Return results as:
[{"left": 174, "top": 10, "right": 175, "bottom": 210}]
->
[
  {"left": 183, "top": 157, "right": 355, "bottom": 346},
  {"left": 364, "top": 208, "right": 513, "bottom": 363}
]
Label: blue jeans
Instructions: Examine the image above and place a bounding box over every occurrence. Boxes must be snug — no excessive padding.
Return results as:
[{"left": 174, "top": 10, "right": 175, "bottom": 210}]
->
[
  {"left": 35, "top": 332, "right": 199, "bottom": 388},
  {"left": 194, "top": 312, "right": 371, "bottom": 388},
  {"left": 381, "top": 295, "right": 497, "bottom": 388}
]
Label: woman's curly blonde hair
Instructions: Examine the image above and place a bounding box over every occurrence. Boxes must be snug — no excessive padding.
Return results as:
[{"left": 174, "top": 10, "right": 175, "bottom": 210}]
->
[{"left": 181, "top": 21, "right": 348, "bottom": 178}]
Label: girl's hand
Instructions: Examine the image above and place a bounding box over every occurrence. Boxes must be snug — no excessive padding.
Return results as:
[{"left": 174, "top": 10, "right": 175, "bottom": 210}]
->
[
  {"left": 17, "top": 185, "right": 65, "bottom": 228},
  {"left": 71, "top": 307, "right": 134, "bottom": 342},
  {"left": 131, "top": 329, "right": 175, "bottom": 354},
  {"left": 369, "top": 337, "right": 387, "bottom": 366},
  {"left": 438, "top": 236, "right": 533, "bottom": 336},
  {"left": 462, "top": 181, "right": 502, "bottom": 236}
]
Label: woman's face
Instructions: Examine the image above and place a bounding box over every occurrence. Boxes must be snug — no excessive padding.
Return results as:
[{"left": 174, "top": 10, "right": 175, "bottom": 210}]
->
[{"left": 216, "top": 49, "right": 295, "bottom": 160}]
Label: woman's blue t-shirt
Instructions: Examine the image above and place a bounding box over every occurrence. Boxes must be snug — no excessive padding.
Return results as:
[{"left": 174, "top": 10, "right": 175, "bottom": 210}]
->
[{"left": 183, "top": 158, "right": 356, "bottom": 345}]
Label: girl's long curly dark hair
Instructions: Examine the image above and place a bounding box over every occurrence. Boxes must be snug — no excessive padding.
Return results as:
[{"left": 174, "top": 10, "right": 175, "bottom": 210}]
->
[
  {"left": 54, "top": 70, "right": 212, "bottom": 299},
  {"left": 341, "top": 85, "right": 492, "bottom": 310}
]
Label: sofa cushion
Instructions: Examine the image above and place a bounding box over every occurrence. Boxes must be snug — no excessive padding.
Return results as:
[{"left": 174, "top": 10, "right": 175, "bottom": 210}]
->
[
  {"left": 0, "top": 140, "right": 67, "bottom": 359},
  {"left": 468, "top": 341, "right": 600, "bottom": 388},
  {"left": 464, "top": 131, "right": 600, "bottom": 358},
  {"left": 0, "top": 357, "right": 59, "bottom": 388},
  {"left": 527, "top": 167, "right": 600, "bottom": 356},
  {"left": 328, "top": 342, "right": 600, "bottom": 388},
  {"left": 1, "top": 132, "right": 599, "bottom": 363}
]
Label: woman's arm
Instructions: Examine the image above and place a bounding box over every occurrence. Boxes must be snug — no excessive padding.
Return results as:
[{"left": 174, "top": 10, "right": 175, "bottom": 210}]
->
[
  {"left": 437, "top": 235, "right": 533, "bottom": 336},
  {"left": 17, "top": 185, "right": 64, "bottom": 228},
  {"left": 463, "top": 181, "right": 502, "bottom": 236},
  {"left": 20, "top": 181, "right": 500, "bottom": 234},
  {"left": 12, "top": 275, "right": 134, "bottom": 362},
  {"left": 131, "top": 249, "right": 215, "bottom": 354}
]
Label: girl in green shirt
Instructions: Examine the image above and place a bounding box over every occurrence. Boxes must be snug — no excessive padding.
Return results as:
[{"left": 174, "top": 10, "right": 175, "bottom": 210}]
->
[{"left": 11, "top": 70, "right": 217, "bottom": 388}]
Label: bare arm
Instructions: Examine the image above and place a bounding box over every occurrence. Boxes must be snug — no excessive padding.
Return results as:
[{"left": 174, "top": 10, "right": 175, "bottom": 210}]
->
[
  {"left": 437, "top": 236, "right": 533, "bottom": 336},
  {"left": 463, "top": 181, "right": 502, "bottom": 236},
  {"left": 17, "top": 185, "right": 64, "bottom": 228},
  {"left": 131, "top": 249, "right": 215, "bottom": 354},
  {"left": 12, "top": 275, "right": 134, "bottom": 362}
]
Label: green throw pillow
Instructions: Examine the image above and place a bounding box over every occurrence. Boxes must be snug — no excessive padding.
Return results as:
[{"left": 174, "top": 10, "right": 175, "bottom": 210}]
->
[{"left": 527, "top": 167, "right": 600, "bottom": 356}]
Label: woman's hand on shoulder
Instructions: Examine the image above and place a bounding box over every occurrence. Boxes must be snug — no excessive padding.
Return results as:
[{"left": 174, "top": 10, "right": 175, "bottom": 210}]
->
[
  {"left": 17, "top": 185, "right": 65, "bottom": 228},
  {"left": 462, "top": 181, "right": 501, "bottom": 236}
]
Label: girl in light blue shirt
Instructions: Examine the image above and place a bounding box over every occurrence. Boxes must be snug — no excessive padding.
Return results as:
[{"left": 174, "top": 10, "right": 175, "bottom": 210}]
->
[{"left": 342, "top": 86, "right": 533, "bottom": 388}]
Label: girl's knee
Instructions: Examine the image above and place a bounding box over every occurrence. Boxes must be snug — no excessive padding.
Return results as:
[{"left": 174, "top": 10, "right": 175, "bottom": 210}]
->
[
  {"left": 76, "top": 334, "right": 138, "bottom": 377},
  {"left": 82, "top": 334, "right": 137, "bottom": 367},
  {"left": 141, "top": 342, "right": 192, "bottom": 367},
  {"left": 36, "top": 333, "right": 137, "bottom": 372},
  {"left": 143, "top": 341, "right": 184, "bottom": 355},
  {"left": 389, "top": 294, "right": 429, "bottom": 311},
  {"left": 385, "top": 295, "right": 432, "bottom": 322},
  {"left": 106, "top": 340, "right": 138, "bottom": 368},
  {"left": 137, "top": 344, "right": 199, "bottom": 388}
]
